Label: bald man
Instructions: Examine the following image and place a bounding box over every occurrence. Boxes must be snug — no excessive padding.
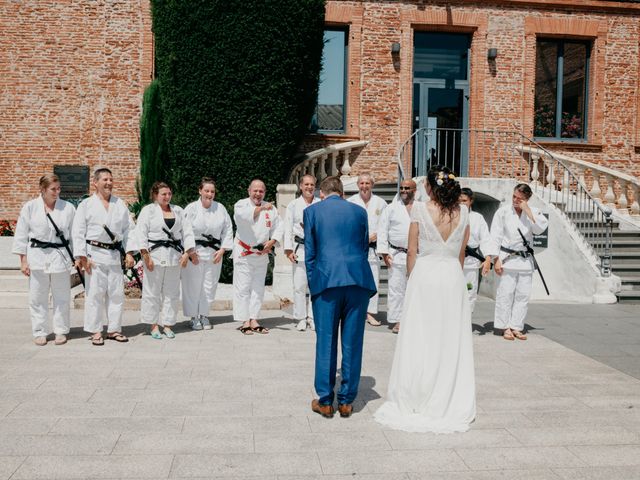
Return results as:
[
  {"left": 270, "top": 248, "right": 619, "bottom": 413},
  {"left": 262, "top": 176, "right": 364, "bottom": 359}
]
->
[
  {"left": 233, "top": 179, "right": 282, "bottom": 334},
  {"left": 377, "top": 180, "right": 416, "bottom": 334}
]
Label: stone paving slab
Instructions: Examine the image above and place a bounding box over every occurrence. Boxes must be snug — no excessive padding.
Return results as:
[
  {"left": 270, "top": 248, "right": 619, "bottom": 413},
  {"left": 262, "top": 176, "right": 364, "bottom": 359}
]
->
[{"left": 0, "top": 304, "right": 638, "bottom": 479}]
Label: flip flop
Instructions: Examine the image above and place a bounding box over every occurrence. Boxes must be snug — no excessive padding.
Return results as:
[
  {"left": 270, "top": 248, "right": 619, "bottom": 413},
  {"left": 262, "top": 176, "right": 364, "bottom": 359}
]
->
[
  {"left": 512, "top": 330, "right": 527, "bottom": 340},
  {"left": 238, "top": 325, "right": 253, "bottom": 335},
  {"left": 107, "top": 332, "right": 129, "bottom": 343},
  {"left": 91, "top": 336, "right": 104, "bottom": 346},
  {"left": 251, "top": 325, "right": 269, "bottom": 334},
  {"left": 150, "top": 329, "right": 163, "bottom": 340},
  {"left": 163, "top": 329, "right": 176, "bottom": 339}
]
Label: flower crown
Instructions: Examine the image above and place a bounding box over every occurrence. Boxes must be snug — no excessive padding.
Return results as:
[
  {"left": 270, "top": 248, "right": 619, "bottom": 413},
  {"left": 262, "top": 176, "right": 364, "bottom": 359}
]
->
[{"left": 436, "top": 171, "right": 456, "bottom": 186}]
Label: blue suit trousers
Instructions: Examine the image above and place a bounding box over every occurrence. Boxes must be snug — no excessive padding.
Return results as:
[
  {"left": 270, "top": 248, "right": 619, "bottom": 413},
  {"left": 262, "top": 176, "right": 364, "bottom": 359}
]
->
[{"left": 312, "top": 286, "right": 370, "bottom": 405}]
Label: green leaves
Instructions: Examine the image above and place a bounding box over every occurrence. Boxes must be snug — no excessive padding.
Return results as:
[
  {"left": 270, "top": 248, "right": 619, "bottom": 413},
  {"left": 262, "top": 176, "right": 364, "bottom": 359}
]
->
[{"left": 151, "top": 0, "right": 325, "bottom": 208}]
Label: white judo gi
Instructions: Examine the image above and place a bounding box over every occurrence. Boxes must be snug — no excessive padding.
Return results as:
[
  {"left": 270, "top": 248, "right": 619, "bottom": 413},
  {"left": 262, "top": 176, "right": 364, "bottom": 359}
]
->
[
  {"left": 232, "top": 198, "right": 282, "bottom": 322},
  {"left": 283, "top": 195, "right": 320, "bottom": 321},
  {"left": 463, "top": 211, "right": 497, "bottom": 313},
  {"left": 348, "top": 193, "right": 387, "bottom": 314},
  {"left": 136, "top": 203, "right": 195, "bottom": 326},
  {"left": 491, "top": 204, "right": 548, "bottom": 331},
  {"left": 377, "top": 200, "right": 411, "bottom": 324},
  {"left": 181, "top": 200, "right": 233, "bottom": 318},
  {"left": 13, "top": 197, "right": 76, "bottom": 338},
  {"left": 72, "top": 194, "right": 134, "bottom": 334}
]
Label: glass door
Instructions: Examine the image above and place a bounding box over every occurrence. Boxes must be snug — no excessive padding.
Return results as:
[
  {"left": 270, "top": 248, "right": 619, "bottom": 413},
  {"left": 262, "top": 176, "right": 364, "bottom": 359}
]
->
[{"left": 413, "top": 80, "right": 469, "bottom": 176}]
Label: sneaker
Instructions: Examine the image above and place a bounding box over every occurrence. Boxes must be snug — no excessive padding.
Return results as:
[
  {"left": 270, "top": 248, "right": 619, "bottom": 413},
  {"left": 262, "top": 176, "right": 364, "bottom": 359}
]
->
[
  {"left": 307, "top": 318, "right": 315, "bottom": 331},
  {"left": 296, "top": 319, "right": 307, "bottom": 331},
  {"left": 190, "top": 317, "right": 203, "bottom": 331},
  {"left": 33, "top": 336, "right": 47, "bottom": 346},
  {"left": 200, "top": 315, "right": 212, "bottom": 330}
]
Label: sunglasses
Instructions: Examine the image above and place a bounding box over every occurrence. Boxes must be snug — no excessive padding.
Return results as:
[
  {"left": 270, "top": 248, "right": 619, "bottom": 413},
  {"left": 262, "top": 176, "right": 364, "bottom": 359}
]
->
[{"left": 399, "top": 187, "right": 414, "bottom": 191}]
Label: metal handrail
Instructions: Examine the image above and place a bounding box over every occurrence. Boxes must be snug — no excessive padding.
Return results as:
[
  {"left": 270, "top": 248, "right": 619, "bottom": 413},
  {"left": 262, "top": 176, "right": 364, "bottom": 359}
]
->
[{"left": 395, "top": 127, "right": 613, "bottom": 276}]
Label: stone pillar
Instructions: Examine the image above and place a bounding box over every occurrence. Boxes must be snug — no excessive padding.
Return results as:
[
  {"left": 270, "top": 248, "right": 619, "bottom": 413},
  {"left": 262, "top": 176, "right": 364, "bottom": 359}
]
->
[{"left": 273, "top": 184, "right": 297, "bottom": 301}]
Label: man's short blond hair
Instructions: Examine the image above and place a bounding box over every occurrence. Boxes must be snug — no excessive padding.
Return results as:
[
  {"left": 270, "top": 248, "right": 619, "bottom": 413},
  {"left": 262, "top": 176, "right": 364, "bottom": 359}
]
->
[{"left": 319, "top": 176, "right": 343, "bottom": 196}]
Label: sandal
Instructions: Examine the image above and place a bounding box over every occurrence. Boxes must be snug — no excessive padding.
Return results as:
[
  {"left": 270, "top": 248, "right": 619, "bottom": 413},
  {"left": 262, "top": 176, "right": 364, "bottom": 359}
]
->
[
  {"left": 163, "top": 328, "right": 175, "bottom": 339},
  {"left": 251, "top": 325, "right": 269, "bottom": 334},
  {"left": 503, "top": 329, "right": 515, "bottom": 341},
  {"left": 512, "top": 330, "right": 527, "bottom": 340},
  {"left": 238, "top": 325, "right": 253, "bottom": 335},
  {"left": 150, "top": 328, "right": 163, "bottom": 340},
  {"left": 392, "top": 323, "right": 400, "bottom": 334},
  {"left": 91, "top": 336, "right": 104, "bottom": 346},
  {"left": 107, "top": 332, "right": 129, "bottom": 343}
]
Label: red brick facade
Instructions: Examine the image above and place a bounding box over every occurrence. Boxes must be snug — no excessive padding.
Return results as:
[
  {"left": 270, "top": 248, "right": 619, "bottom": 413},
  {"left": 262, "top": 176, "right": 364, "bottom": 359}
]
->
[
  {"left": 1, "top": 1, "right": 639, "bottom": 219},
  {"left": 304, "top": 0, "right": 640, "bottom": 182},
  {"left": 0, "top": 0, "right": 153, "bottom": 218}
]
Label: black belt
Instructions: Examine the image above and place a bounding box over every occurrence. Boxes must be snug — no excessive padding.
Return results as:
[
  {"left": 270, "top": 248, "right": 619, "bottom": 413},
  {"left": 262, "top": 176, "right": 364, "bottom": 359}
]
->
[
  {"left": 30, "top": 238, "right": 66, "bottom": 249},
  {"left": 500, "top": 246, "right": 531, "bottom": 259},
  {"left": 368, "top": 241, "right": 377, "bottom": 250},
  {"left": 294, "top": 235, "right": 304, "bottom": 255},
  {"left": 149, "top": 239, "right": 184, "bottom": 253},
  {"left": 195, "top": 238, "right": 221, "bottom": 250},
  {"left": 86, "top": 239, "right": 121, "bottom": 250},
  {"left": 465, "top": 246, "right": 486, "bottom": 262},
  {"left": 389, "top": 242, "right": 407, "bottom": 254}
]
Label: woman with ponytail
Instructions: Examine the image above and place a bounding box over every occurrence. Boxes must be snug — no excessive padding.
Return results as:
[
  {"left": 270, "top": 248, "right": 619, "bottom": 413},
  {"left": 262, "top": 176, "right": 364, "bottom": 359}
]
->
[{"left": 375, "top": 165, "right": 476, "bottom": 433}]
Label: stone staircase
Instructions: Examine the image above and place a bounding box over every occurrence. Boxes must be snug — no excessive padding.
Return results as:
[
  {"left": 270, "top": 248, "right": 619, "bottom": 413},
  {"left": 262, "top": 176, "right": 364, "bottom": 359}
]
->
[{"left": 557, "top": 210, "right": 640, "bottom": 303}]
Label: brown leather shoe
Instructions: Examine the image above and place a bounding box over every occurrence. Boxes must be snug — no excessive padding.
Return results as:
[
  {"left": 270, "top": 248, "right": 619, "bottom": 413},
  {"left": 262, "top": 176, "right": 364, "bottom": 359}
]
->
[
  {"left": 338, "top": 403, "right": 353, "bottom": 418},
  {"left": 311, "top": 399, "right": 334, "bottom": 418}
]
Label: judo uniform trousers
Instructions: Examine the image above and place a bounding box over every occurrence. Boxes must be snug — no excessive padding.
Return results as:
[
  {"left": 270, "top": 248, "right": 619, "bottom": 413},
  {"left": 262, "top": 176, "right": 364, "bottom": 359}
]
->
[
  {"left": 181, "top": 200, "right": 233, "bottom": 317},
  {"left": 72, "top": 194, "right": 133, "bottom": 334},
  {"left": 136, "top": 203, "right": 195, "bottom": 326},
  {"left": 283, "top": 195, "right": 320, "bottom": 321},
  {"left": 13, "top": 197, "right": 75, "bottom": 337},
  {"left": 463, "top": 211, "right": 497, "bottom": 313},
  {"left": 348, "top": 193, "right": 387, "bottom": 314},
  {"left": 232, "top": 198, "right": 282, "bottom": 322},
  {"left": 491, "top": 205, "right": 548, "bottom": 331},
  {"left": 377, "top": 201, "right": 411, "bottom": 324}
]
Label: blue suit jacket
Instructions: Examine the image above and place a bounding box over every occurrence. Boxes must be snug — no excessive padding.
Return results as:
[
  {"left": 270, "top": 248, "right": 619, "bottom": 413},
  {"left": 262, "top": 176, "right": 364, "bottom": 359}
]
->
[{"left": 303, "top": 195, "right": 377, "bottom": 298}]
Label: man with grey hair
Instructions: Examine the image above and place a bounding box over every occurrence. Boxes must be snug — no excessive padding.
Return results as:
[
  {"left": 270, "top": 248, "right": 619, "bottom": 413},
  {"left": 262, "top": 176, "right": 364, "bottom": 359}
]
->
[
  {"left": 284, "top": 174, "right": 320, "bottom": 331},
  {"left": 348, "top": 173, "right": 387, "bottom": 326}
]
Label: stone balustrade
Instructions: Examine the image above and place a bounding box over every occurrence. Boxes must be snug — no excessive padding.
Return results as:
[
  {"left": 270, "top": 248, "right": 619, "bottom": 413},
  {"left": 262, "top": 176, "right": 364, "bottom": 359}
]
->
[
  {"left": 520, "top": 146, "right": 640, "bottom": 224},
  {"left": 288, "top": 140, "right": 368, "bottom": 184}
]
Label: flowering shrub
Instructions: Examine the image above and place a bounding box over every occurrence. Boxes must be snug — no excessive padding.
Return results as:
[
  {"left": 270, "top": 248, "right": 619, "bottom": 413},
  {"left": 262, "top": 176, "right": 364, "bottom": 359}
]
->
[
  {"left": 0, "top": 220, "right": 16, "bottom": 236},
  {"left": 534, "top": 105, "right": 583, "bottom": 139}
]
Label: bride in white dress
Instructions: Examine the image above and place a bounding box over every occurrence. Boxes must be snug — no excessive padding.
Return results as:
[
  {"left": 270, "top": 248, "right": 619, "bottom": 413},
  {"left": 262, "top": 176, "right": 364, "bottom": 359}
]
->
[{"left": 374, "top": 166, "right": 475, "bottom": 433}]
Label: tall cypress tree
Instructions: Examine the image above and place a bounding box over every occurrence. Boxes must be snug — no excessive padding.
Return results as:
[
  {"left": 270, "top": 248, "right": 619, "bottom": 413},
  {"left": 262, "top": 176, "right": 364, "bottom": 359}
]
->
[{"left": 135, "top": 79, "right": 169, "bottom": 215}]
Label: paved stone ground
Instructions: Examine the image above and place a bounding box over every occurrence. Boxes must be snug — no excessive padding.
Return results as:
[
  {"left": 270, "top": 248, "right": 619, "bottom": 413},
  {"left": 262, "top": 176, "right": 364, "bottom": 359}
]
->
[{"left": 1, "top": 301, "right": 640, "bottom": 479}]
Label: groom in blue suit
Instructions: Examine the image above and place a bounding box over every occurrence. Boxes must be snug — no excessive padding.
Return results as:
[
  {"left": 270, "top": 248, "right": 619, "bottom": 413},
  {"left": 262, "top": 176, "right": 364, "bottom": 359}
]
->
[{"left": 304, "top": 176, "right": 376, "bottom": 418}]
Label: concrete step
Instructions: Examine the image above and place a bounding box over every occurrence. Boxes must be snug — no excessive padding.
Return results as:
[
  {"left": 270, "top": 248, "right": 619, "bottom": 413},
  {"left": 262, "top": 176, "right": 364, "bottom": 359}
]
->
[
  {"left": 0, "top": 271, "right": 28, "bottom": 292},
  {"left": 616, "top": 290, "right": 640, "bottom": 303}
]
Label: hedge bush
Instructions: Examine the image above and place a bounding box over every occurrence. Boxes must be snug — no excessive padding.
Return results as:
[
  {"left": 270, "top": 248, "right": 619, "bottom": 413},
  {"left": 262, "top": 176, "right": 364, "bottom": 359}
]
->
[{"left": 150, "top": 0, "right": 326, "bottom": 208}]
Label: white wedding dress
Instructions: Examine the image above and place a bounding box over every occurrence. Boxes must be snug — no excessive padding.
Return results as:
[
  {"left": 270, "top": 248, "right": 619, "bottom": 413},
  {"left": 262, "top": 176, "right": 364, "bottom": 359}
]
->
[{"left": 374, "top": 202, "right": 476, "bottom": 433}]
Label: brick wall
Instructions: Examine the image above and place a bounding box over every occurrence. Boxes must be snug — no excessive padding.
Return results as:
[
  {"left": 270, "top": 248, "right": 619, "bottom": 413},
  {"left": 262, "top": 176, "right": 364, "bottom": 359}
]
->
[
  {"left": 0, "top": 0, "right": 153, "bottom": 219},
  {"left": 1, "top": 1, "right": 639, "bottom": 219},
  {"left": 302, "top": 0, "right": 640, "bottom": 183}
]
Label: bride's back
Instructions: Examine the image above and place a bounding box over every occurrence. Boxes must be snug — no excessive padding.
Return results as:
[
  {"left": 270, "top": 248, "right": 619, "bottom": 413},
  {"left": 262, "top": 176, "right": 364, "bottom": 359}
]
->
[{"left": 411, "top": 167, "right": 467, "bottom": 259}]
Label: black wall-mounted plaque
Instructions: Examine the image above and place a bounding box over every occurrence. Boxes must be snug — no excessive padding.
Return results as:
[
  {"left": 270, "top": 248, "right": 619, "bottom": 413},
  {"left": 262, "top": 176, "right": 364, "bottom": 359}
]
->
[
  {"left": 533, "top": 213, "right": 549, "bottom": 248},
  {"left": 53, "top": 165, "right": 90, "bottom": 199}
]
